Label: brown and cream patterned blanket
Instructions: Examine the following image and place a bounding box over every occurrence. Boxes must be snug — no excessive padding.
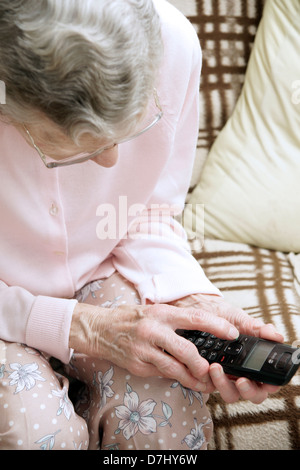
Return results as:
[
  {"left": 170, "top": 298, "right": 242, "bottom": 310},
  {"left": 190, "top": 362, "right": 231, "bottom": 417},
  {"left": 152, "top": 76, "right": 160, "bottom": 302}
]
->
[
  {"left": 194, "top": 239, "right": 300, "bottom": 450},
  {"left": 168, "top": 0, "right": 300, "bottom": 450}
]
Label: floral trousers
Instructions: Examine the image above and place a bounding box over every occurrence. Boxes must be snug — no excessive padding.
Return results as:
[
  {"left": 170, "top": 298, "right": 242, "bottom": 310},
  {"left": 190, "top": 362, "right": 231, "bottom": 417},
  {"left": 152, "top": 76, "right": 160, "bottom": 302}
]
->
[{"left": 0, "top": 272, "right": 213, "bottom": 450}]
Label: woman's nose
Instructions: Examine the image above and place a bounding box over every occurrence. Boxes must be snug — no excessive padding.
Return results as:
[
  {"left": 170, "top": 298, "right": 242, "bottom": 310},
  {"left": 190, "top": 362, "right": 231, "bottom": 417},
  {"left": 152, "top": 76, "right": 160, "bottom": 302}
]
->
[{"left": 92, "top": 144, "right": 119, "bottom": 168}]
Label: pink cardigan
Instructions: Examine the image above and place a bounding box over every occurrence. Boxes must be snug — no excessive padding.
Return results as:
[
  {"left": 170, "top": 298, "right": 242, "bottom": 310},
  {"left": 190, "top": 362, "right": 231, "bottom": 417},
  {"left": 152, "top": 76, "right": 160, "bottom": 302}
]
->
[{"left": 0, "top": 0, "right": 220, "bottom": 363}]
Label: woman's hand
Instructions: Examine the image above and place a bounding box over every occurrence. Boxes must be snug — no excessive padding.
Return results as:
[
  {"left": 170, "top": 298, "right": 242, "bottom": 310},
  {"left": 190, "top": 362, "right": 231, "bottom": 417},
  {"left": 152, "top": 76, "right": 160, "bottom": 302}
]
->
[
  {"left": 69, "top": 293, "right": 284, "bottom": 404},
  {"left": 69, "top": 300, "right": 240, "bottom": 392},
  {"left": 170, "top": 293, "right": 284, "bottom": 403},
  {"left": 209, "top": 363, "right": 280, "bottom": 404}
]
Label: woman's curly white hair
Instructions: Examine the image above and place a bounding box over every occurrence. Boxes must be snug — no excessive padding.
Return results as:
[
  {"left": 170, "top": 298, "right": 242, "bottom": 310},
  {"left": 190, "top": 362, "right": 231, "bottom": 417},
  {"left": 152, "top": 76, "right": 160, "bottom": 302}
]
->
[{"left": 0, "top": 0, "right": 163, "bottom": 143}]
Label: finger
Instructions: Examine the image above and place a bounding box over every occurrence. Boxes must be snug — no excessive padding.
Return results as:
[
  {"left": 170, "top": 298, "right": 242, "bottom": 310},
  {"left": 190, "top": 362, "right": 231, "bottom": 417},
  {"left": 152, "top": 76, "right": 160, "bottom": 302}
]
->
[
  {"left": 257, "top": 323, "right": 284, "bottom": 342},
  {"left": 165, "top": 305, "right": 239, "bottom": 341},
  {"left": 209, "top": 364, "right": 240, "bottom": 403},
  {"left": 158, "top": 333, "right": 215, "bottom": 391},
  {"left": 152, "top": 349, "right": 208, "bottom": 391},
  {"left": 261, "top": 384, "right": 281, "bottom": 394},
  {"left": 225, "top": 312, "right": 284, "bottom": 342},
  {"left": 122, "top": 357, "right": 161, "bottom": 379},
  {"left": 134, "top": 329, "right": 209, "bottom": 391},
  {"left": 235, "top": 378, "right": 269, "bottom": 404},
  {"left": 123, "top": 353, "right": 204, "bottom": 393}
]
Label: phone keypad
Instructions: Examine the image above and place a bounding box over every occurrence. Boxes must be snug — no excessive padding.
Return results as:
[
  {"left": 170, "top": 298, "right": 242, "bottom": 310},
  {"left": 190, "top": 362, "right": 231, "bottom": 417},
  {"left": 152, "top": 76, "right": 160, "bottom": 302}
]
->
[{"left": 179, "top": 330, "right": 244, "bottom": 364}]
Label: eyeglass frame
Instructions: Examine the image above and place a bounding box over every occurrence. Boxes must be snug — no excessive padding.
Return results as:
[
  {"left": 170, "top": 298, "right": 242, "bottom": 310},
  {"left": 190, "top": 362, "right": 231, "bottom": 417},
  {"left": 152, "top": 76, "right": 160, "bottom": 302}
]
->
[{"left": 23, "top": 89, "right": 163, "bottom": 169}]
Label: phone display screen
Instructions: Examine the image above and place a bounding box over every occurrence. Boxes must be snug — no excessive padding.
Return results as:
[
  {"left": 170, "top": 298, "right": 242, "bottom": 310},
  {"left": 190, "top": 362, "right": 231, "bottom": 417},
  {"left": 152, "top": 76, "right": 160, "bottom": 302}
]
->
[{"left": 242, "top": 341, "right": 275, "bottom": 371}]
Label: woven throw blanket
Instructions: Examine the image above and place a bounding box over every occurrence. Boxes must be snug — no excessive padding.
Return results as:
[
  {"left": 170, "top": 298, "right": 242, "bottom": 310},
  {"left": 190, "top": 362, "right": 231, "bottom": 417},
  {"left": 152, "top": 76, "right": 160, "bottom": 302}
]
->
[
  {"left": 168, "top": 0, "right": 265, "bottom": 186},
  {"left": 168, "top": 0, "right": 300, "bottom": 449},
  {"left": 193, "top": 239, "right": 300, "bottom": 450}
]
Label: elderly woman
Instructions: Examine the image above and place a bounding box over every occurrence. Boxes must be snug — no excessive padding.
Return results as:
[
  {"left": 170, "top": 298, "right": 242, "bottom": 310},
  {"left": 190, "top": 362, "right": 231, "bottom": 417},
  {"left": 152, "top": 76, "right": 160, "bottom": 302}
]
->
[{"left": 0, "top": 0, "right": 282, "bottom": 451}]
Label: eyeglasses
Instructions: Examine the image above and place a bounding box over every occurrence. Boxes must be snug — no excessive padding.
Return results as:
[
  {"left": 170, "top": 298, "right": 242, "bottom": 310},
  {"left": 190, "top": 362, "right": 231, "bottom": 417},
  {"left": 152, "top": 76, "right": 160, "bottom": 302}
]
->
[{"left": 23, "top": 90, "right": 163, "bottom": 169}]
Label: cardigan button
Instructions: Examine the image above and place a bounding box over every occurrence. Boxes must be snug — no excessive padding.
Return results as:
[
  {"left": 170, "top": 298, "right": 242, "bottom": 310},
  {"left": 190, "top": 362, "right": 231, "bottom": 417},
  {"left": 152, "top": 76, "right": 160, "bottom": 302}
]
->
[{"left": 49, "top": 204, "right": 59, "bottom": 216}]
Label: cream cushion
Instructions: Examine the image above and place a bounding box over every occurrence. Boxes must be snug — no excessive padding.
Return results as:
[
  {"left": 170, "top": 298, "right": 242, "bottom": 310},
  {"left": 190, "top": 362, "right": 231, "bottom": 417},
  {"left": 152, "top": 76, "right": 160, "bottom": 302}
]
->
[{"left": 185, "top": 0, "right": 300, "bottom": 253}]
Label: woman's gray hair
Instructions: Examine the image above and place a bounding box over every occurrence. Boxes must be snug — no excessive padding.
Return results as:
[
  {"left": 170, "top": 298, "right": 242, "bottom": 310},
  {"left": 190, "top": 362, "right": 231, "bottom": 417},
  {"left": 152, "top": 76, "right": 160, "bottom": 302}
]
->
[{"left": 0, "top": 0, "right": 163, "bottom": 143}]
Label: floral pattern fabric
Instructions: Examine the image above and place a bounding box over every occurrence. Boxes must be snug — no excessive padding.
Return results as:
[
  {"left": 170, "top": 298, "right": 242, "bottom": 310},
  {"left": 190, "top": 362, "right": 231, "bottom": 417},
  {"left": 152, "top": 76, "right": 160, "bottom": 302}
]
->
[
  {"left": 0, "top": 273, "right": 213, "bottom": 450},
  {"left": 0, "top": 342, "right": 88, "bottom": 450},
  {"left": 70, "top": 361, "right": 212, "bottom": 450}
]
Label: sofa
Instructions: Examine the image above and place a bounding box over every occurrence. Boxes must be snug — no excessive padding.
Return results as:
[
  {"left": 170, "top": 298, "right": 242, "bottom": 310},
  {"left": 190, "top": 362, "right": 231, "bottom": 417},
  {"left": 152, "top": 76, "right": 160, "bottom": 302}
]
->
[{"left": 168, "top": 0, "right": 300, "bottom": 450}]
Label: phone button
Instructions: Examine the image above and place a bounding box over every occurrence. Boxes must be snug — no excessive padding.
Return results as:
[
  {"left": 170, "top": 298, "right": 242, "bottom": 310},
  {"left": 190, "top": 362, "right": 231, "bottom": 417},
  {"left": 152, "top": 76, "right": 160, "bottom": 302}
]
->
[
  {"left": 207, "top": 351, "right": 218, "bottom": 362},
  {"left": 276, "top": 352, "right": 291, "bottom": 370},
  {"left": 194, "top": 337, "right": 205, "bottom": 347},
  {"left": 220, "top": 354, "right": 228, "bottom": 363},
  {"left": 203, "top": 338, "right": 215, "bottom": 349},
  {"left": 214, "top": 340, "right": 224, "bottom": 351},
  {"left": 224, "top": 342, "right": 243, "bottom": 355}
]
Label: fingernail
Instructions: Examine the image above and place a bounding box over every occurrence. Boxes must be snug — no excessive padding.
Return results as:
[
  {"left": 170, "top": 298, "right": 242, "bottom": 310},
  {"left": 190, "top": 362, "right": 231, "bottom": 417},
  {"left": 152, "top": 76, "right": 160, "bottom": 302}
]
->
[
  {"left": 229, "top": 326, "right": 239, "bottom": 340},
  {"left": 238, "top": 379, "right": 251, "bottom": 392},
  {"left": 264, "top": 323, "right": 284, "bottom": 340},
  {"left": 210, "top": 366, "right": 222, "bottom": 379}
]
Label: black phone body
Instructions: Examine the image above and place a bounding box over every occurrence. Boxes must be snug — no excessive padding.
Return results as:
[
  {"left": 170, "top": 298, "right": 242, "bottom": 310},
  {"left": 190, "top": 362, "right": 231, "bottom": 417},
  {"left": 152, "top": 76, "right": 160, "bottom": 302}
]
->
[{"left": 176, "top": 330, "right": 300, "bottom": 386}]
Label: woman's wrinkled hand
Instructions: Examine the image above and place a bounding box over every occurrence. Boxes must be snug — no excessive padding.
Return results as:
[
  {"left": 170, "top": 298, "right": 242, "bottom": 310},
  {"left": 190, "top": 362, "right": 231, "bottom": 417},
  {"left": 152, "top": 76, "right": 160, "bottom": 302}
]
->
[
  {"left": 69, "top": 293, "right": 284, "bottom": 404},
  {"left": 69, "top": 300, "right": 240, "bottom": 392},
  {"left": 170, "top": 293, "right": 284, "bottom": 403}
]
